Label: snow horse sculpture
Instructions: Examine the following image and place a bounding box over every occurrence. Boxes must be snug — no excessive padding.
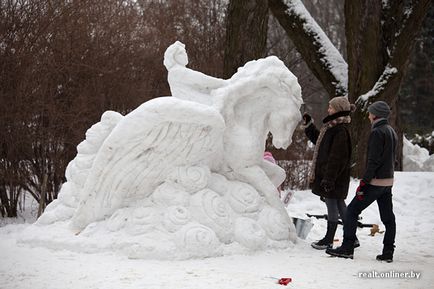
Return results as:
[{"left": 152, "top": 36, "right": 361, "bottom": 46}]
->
[{"left": 34, "top": 41, "right": 303, "bottom": 259}]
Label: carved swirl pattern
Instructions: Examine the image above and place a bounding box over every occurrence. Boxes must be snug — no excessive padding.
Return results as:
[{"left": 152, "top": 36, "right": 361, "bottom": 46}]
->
[
  {"left": 152, "top": 182, "right": 189, "bottom": 207},
  {"left": 163, "top": 206, "right": 191, "bottom": 233},
  {"left": 226, "top": 182, "right": 261, "bottom": 214},
  {"left": 169, "top": 166, "right": 210, "bottom": 193},
  {"left": 175, "top": 223, "right": 220, "bottom": 254},
  {"left": 190, "top": 189, "right": 233, "bottom": 242}
]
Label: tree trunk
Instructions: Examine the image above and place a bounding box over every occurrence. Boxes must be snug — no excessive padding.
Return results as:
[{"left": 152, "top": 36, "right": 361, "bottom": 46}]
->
[
  {"left": 269, "top": 0, "right": 348, "bottom": 97},
  {"left": 223, "top": 0, "right": 269, "bottom": 78},
  {"left": 345, "top": 0, "right": 385, "bottom": 177},
  {"left": 348, "top": 0, "right": 432, "bottom": 176},
  {"left": 37, "top": 174, "right": 48, "bottom": 217}
]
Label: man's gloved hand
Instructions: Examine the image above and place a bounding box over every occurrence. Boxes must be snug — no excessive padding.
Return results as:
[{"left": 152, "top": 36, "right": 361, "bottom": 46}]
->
[
  {"left": 356, "top": 180, "right": 367, "bottom": 193},
  {"left": 356, "top": 180, "right": 367, "bottom": 200},
  {"left": 302, "top": 113, "right": 312, "bottom": 126},
  {"left": 320, "top": 179, "right": 334, "bottom": 193}
]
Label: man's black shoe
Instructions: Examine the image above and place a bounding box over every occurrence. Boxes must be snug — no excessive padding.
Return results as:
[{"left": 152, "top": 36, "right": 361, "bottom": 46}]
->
[
  {"left": 326, "top": 245, "right": 354, "bottom": 259},
  {"left": 376, "top": 251, "right": 393, "bottom": 263}
]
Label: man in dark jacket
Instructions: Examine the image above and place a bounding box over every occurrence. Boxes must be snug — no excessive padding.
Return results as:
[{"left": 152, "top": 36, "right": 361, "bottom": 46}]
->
[{"left": 326, "top": 101, "right": 398, "bottom": 262}]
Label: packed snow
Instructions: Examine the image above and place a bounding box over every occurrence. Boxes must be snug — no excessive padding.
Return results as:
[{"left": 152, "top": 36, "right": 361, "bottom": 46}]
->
[
  {"left": 18, "top": 42, "right": 304, "bottom": 260},
  {"left": 1, "top": 172, "right": 433, "bottom": 289},
  {"left": 403, "top": 136, "right": 434, "bottom": 171}
]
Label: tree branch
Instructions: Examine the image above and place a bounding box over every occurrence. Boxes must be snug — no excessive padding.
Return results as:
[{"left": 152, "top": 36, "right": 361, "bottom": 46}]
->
[
  {"left": 269, "top": 0, "right": 348, "bottom": 97},
  {"left": 357, "top": 64, "right": 398, "bottom": 108},
  {"left": 389, "top": 0, "right": 432, "bottom": 68},
  {"left": 356, "top": 0, "right": 432, "bottom": 107}
]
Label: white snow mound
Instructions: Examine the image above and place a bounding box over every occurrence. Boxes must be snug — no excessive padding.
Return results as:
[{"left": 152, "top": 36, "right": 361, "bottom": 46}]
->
[{"left": 403, "top": 136, "right": 434, "bottom": 171}]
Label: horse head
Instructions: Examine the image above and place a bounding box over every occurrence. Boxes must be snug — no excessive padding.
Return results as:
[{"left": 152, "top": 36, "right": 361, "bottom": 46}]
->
[
  {"left": 267, "top": 86, "right": 302, "bottom": 149},
  {"left": 214, "top": 56, "right": 303, "bottom": 170}
]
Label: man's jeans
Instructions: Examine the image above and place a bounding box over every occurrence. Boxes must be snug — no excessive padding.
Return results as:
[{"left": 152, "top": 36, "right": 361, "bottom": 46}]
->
[{"left": 344, "top": 184, "right": 396, "bottom": 249}]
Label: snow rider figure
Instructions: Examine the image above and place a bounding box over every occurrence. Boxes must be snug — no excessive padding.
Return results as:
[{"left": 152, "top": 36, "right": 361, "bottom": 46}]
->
[
  {"left": 302, "top": 97, "right": 357, "bottom": 250},
  {"left": 326, "top": 101, "right": 398, "bottom": 262}
]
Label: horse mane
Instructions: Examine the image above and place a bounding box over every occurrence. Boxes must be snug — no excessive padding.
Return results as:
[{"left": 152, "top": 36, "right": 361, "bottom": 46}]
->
[{"left": 213, "top": 56, "right": 302, "bottom": 121}]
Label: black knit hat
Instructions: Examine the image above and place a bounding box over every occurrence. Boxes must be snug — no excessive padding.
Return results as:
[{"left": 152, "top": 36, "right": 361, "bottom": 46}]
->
[{"left": 367, "top": 101, "right": 391, "bottom": 118}]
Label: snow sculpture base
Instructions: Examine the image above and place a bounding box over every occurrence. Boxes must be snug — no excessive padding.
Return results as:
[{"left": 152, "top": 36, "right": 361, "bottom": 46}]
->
[
  {"left": 21, "top": 41, "right": 303, "bottom": 260},
  {"left": 21, "top": 173, "right": 293, "bottom": 260}
]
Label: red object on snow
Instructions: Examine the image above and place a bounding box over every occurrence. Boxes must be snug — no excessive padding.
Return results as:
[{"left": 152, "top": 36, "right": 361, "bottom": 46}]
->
[{"left": 278, "top": 278, "right": 292, "bottom": 286}]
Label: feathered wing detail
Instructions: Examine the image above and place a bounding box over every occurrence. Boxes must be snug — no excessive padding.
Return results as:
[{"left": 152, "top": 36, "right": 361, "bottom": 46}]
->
[
  {"left": 71, "top": 97, "right": 225, "bottom": 230},
  {"left": 37, "top": 111, "right": 123, "bottom": 225}
]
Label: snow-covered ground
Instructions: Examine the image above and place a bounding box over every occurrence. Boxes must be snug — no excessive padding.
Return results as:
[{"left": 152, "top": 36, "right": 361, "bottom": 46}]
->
[{"left": 1, "top": 172, "right": 433, "bottom": 289}]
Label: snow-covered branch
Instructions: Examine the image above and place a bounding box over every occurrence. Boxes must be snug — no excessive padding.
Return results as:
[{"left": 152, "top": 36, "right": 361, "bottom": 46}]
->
[
  {"left": 356, "top": 64, "right": 398, "bottom": 109},
  {"left": 283, "top": 0, "right": 347, "bottom": 90},
  {"left": 269, "top": 0, "right": 348, "bottom": 97},
  {"left": 355, "top": 0, "right": 431, "bottom": 110}
]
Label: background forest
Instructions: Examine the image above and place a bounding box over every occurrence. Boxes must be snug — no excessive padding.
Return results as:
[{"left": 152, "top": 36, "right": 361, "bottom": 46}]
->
[{"left": 1, "top": 0, "right": 433, "bottom": 217}]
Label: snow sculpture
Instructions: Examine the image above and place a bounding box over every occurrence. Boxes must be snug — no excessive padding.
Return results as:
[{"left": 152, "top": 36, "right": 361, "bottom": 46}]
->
[
  {"left": 28, "top": 41, "right": 303, "bottom": 260},
  {"left": 164, "top": 41, "right": 227, "bottom": 105}
]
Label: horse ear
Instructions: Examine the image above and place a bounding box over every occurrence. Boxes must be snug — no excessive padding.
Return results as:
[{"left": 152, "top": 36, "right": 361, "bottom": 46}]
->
[{"left": 164, "top": 41, "right": 187, "bottom": 70}]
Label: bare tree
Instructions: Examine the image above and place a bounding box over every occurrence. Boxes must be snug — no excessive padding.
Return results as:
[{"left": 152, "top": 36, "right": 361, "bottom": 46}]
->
[
  {"left": 1, "top": 0, "right": 229, "bottom": 216},
  {"left": 223, "top": 0, "right": 431, "bottom": 177}
]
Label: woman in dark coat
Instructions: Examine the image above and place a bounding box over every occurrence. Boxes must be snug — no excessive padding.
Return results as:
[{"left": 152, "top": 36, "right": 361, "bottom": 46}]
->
[{"left": 302, "top": 96, "right": 355, "bottom": 250}]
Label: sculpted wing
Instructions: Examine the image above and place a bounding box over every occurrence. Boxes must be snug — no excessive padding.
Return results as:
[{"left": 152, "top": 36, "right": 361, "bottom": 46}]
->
[{"left": 71, "top": 97, "right": 225, "bottom": 230}]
